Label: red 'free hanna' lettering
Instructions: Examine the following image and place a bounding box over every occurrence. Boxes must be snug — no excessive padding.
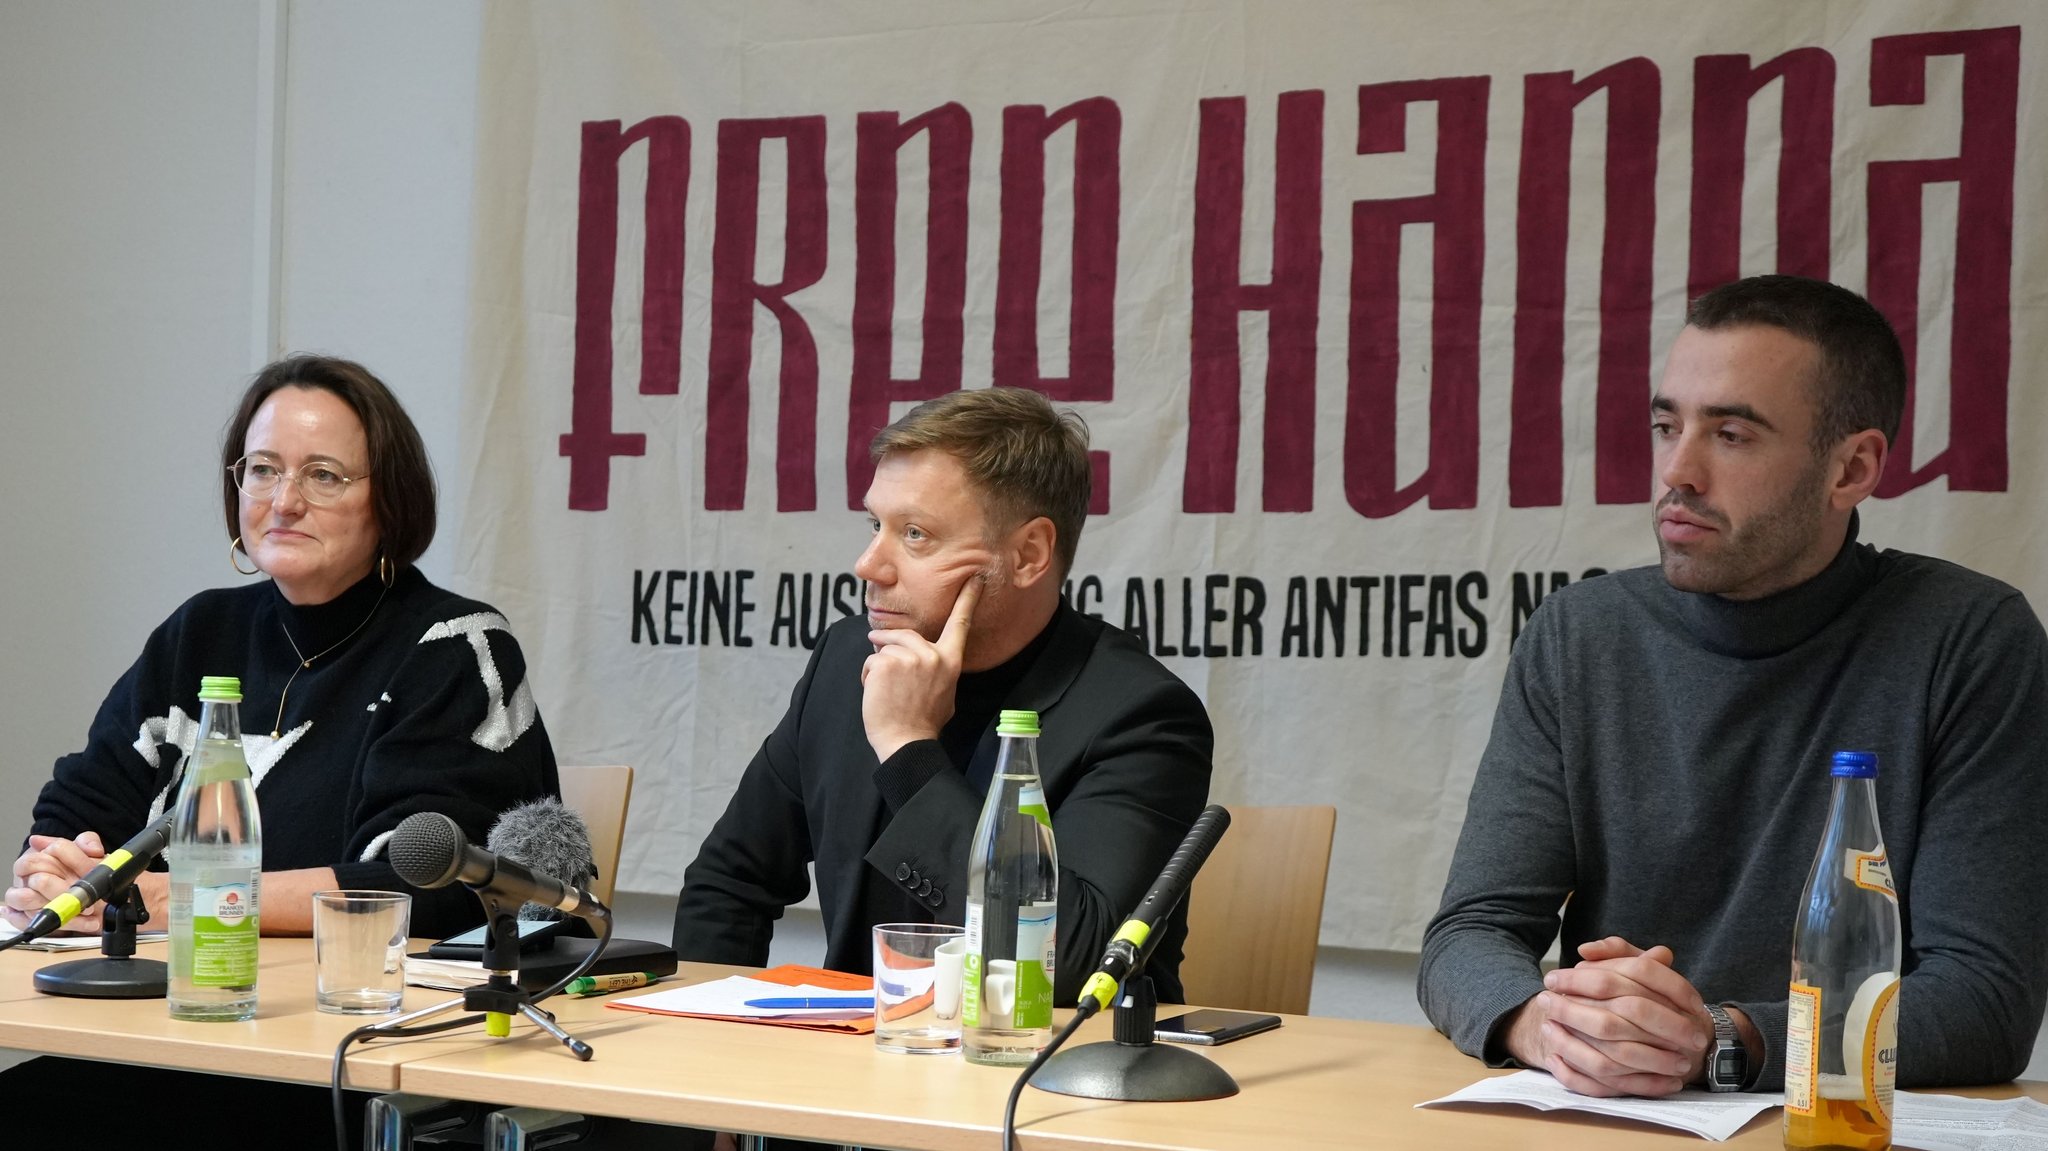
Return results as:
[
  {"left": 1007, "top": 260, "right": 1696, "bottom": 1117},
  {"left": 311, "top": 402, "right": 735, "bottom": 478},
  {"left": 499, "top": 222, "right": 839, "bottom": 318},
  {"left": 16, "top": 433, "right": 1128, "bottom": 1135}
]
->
[{"left": 558, "top": 27, "right": 2017, "bottom": 515}]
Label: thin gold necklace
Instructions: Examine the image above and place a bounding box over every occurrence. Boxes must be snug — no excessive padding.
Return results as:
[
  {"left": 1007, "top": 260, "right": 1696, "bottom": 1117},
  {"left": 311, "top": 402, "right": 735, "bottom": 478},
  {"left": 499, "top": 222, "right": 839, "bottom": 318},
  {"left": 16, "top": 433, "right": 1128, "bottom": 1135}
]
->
[{"left": 272, "top": 582, "right": 391, "bottom": 737}]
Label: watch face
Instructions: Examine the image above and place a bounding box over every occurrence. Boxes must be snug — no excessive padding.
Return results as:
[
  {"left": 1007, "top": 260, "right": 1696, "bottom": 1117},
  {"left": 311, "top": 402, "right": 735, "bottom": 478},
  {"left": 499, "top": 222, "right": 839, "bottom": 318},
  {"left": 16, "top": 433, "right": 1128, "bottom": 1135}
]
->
[{"left": 1713, "top": 1045, "right": 1745, "bottom": 1084}]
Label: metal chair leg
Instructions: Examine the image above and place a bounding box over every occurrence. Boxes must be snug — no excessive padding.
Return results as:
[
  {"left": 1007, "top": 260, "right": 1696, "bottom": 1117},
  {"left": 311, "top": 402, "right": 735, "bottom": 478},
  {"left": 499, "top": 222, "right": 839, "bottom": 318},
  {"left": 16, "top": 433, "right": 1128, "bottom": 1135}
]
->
[
  {"left": 364, "top": 1093, "right": 483, "bottom": 1151},
  {"left": 484, "top": 1106, "right": 596, "bottom": 1150}
]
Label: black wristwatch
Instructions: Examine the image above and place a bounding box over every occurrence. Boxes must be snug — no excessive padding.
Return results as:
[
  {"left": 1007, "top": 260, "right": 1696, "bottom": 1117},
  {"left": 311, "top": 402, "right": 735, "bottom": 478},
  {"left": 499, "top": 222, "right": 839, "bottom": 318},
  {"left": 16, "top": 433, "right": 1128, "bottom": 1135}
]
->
[{"left": 1703, "top": 1004, "right": 1746, "bottom": 1091}]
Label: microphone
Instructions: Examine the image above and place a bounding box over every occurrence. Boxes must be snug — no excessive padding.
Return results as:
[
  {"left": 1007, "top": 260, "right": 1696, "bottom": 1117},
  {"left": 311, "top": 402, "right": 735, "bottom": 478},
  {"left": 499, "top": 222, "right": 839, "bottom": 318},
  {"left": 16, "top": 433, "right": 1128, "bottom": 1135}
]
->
[
  {"left": 387, "top": 809, "right": 608, "bottom": 922},
  {"left": 485, "top": 799, "right": 596, "bottom": 921},
  {"left": 1075, "top": 804, "right": 1232, "bottom": 1016},
  {"left": 9, "top": 813, "right": 175, "bottom": 945}
]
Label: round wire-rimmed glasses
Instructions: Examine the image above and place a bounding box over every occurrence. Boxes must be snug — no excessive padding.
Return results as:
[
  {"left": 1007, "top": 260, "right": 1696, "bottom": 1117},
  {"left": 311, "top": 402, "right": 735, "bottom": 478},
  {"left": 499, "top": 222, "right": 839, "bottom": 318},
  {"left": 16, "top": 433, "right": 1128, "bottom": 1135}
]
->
[{"left": 228, "top": 455, "right": 365, "bottom": 506}]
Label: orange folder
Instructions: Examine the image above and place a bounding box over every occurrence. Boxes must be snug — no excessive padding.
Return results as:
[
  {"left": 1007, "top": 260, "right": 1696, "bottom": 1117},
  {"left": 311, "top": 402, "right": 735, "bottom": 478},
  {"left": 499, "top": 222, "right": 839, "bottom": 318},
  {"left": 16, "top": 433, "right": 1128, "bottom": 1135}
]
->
[{"left": 607, "top": 963, "right": 878, "bottom": 1034}]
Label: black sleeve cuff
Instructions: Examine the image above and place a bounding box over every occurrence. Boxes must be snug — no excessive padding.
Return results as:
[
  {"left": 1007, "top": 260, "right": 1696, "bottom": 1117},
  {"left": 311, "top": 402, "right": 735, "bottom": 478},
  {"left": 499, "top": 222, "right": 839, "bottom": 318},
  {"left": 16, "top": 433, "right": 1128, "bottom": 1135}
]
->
[{"left": 873, "top": 739, "right": 953, "bottom": 813}]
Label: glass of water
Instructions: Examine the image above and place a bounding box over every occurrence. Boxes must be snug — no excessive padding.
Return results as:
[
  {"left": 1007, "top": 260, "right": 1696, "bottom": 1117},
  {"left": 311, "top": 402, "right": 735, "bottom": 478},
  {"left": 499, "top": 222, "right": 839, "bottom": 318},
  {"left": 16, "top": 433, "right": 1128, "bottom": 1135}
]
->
[
  {"left": 312, "top": 890, "right": 411, "bottom": 1014},
  {"left": 872, "top": 922, "right": 967, "bottom": 1053}
]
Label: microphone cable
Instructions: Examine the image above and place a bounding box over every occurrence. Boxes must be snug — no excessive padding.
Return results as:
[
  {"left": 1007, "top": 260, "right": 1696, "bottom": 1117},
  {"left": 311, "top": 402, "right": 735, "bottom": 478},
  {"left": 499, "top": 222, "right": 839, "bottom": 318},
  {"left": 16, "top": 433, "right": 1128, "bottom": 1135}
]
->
[
  {"left": 1000, "top": 1004, "right": 1096, "bottom": 1151},
  {"left": 327, "top": 907, "right": 614, "bottom": 1151}
]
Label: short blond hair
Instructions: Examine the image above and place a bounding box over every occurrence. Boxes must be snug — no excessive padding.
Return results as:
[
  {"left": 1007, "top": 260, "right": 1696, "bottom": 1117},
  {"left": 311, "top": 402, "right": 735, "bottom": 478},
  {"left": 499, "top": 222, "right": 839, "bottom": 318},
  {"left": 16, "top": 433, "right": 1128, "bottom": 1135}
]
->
[{"left": 870, "top": 388, "right": 1091, "bottom": 576}]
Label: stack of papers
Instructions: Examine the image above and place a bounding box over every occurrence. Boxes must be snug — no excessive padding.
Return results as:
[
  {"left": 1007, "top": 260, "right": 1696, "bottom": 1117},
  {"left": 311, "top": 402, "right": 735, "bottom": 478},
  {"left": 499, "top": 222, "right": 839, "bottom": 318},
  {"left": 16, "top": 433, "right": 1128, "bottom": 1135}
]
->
[
  {"left": 1893, "top": 1092, "right": 2048, "bottom": 1151},
  {"left": 609, "top": 964, "right": 875, "bottom": 1034},
  {"left": 403, "top": 954, "right": 494, "bottom": 991},
  {"left": 1419, "top": 1071, "right": 1776, "bottom": 1141},
  {"left": 0, "top": 922, "right": 167, "bottom": 952}
]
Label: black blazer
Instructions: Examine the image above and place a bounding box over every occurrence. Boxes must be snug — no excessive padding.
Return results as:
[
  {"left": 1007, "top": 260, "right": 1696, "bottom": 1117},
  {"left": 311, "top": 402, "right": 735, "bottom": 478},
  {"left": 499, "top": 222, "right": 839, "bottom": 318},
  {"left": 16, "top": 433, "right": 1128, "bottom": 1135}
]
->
[{"left": 673, "top": 603, "right": 1214, "bottom": 1002}]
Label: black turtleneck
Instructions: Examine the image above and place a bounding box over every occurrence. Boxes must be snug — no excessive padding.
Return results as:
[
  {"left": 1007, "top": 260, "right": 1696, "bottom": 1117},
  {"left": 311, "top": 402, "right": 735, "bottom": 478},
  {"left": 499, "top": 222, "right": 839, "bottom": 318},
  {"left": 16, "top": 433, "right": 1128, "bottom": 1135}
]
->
[
  {"left": 1422, "top": 519, "right": 2048, "bottom": 1091},
  {"left": 31, "top": 567, "right": 559, "bottom": 937},
  {"left": 1658, "top": 513, "right": 1879, "bottom": 659}
]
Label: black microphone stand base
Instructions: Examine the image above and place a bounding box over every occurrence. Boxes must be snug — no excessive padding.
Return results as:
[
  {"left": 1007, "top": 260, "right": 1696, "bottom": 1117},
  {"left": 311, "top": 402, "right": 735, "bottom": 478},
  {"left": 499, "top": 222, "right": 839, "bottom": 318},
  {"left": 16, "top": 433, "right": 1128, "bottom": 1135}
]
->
[
  {"left": 33, "top": 957, "right": 168, "bottom": 999},
  {"left": 1030, "top": 1040, "right": 1239, "bottom": 1102},
  {"left": 33, "top": 883, "right": 168, "bottom": 999},
  {"left": 1030, "top": 975, "right": 1239, "bottom": 1103}
]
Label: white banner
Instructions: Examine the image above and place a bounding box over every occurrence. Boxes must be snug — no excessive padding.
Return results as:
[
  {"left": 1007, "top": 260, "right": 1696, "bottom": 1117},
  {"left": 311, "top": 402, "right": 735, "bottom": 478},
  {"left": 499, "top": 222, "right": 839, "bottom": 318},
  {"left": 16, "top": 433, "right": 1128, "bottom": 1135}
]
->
[{"left": 458, "top": 0, "right": 2046, "bottom": 950}]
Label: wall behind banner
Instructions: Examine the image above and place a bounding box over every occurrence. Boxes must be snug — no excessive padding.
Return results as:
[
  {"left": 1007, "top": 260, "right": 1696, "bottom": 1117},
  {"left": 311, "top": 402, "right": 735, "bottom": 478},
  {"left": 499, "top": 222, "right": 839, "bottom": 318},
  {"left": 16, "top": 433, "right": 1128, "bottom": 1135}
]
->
[{"left": 1, "top": 4, "right": 2045, "bottom": 1078}]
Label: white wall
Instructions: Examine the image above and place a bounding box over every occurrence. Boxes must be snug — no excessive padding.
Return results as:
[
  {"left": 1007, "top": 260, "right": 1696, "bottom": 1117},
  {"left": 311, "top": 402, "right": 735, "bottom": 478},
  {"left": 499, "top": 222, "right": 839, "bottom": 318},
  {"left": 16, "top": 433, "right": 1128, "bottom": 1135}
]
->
[
  {"left": 276, "top": 0, "right": 483, "bottom": 557},
  {"left": 3, "top": 3, "right": 2043, "bottom": 1082},
  {"left": 0, "top": 1, "right": 487, "bottom": 845},
  {"left": 0, "top": 0, "right": 267, "bottom": 842}
]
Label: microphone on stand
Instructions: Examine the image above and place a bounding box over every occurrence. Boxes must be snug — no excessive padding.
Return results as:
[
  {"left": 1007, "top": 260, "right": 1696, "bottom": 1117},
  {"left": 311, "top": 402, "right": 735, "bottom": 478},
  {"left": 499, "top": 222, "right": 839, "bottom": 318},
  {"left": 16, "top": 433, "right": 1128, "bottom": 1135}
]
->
[
  {"left": 1074, "top": 805, "right": 1232, "bottom": 1018},
  {"left": 9, "top": 813, "right": 174, "bottom": 947},
  {"left": 19, "top": 814, "right": 177, "bottom": 998},
  {"left": 385, "top": 805, "right": 609, "bottom": 1056},
  {"left": 1025, "top": 805, "right": 1240, "bottom": 1107}
]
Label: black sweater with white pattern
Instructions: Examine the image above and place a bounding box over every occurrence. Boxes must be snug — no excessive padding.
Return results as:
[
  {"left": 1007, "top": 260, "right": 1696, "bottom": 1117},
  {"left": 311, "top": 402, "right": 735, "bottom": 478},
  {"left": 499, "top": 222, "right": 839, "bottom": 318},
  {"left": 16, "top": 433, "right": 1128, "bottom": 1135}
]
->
[{"left": 30, "top": 566, "right": 558, "bottom": 937}]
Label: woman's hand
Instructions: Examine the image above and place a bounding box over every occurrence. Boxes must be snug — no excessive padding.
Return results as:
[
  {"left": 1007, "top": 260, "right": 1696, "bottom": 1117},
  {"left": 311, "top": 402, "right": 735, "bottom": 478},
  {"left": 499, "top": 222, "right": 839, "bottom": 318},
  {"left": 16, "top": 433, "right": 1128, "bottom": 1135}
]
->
[
  {"left": 6, "top": 832, "right": 106, "bottom": 933},
  {"left": 5, "top": 834, "right": 174, "bottom": 936}
]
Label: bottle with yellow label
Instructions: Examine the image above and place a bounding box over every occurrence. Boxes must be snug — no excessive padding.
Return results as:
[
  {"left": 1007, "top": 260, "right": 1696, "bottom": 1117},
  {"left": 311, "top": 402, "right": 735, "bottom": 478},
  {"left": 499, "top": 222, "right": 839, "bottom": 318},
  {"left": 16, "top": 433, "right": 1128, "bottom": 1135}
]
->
[
  {"left": 167, "top": 676, "right": 263, "bottom": 1021},
  {"left": 1785, "top": 750, "right": 1901, "bottom": 1151}
]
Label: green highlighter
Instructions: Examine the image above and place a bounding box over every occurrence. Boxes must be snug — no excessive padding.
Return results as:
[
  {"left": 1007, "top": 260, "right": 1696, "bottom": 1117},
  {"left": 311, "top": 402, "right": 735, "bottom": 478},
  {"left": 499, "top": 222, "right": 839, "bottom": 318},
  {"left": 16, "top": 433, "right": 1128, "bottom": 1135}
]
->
[{"left": 565, "top": 971, "right": 662, "bottom": 997}]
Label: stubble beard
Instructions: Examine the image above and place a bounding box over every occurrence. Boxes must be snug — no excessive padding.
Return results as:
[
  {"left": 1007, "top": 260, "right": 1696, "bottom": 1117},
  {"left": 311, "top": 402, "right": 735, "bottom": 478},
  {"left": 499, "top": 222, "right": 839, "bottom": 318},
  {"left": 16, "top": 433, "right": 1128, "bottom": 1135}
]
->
[{"left": 1656, "top": 458, "right": 1830, "bottom": 599}]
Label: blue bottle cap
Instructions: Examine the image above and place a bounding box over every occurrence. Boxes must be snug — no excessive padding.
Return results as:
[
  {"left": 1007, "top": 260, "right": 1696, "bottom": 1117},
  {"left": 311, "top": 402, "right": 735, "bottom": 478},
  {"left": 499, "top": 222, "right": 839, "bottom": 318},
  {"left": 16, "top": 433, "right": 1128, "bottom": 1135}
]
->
[{"left": 1830, "top": 750, "right": 1879, "bottom": 778}]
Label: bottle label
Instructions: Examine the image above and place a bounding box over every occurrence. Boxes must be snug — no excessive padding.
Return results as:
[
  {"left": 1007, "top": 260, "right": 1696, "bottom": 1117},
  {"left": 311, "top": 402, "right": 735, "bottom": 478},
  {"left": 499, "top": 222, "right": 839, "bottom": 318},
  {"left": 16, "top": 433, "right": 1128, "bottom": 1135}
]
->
[
  {"left": 1018, "top": 783, "right": 1051, "bottom": 831},
  {"left": 961, "top": 902, "right": 986, "bottom": 1027},
  {"left": 1012, "top": 901, "right": 1056, "bottom": 1030},
  {"left": 1845, "top": 848, "right": 1897, "bottom": 900},
  {"left": 1785, "top": 982, "right": 1820, "bottom": 1116},
  {"left": 191, "top": 878, "right": 259, "bottom": 987},
  {"left": 1848, "top": 974, "right": 1900, "bottom": 1122}
]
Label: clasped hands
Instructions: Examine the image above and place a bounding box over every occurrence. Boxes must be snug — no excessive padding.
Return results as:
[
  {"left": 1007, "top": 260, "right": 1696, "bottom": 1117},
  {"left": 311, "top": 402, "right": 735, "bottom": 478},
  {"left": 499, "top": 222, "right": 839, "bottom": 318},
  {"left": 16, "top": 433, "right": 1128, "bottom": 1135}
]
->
[
  {"left": 1505, "top": 936, "right": 1747, "bottom": 1097},
  {"left": 861, "top": 575, "right": 982, "bottom": 762},
  {"left": 5, "top": 831, "right": 163, "bottom": 936}
]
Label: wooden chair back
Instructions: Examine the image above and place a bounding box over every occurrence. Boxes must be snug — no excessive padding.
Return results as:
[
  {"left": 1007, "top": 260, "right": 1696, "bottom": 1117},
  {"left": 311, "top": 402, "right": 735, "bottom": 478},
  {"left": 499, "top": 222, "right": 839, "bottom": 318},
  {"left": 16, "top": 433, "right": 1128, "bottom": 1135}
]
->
[
  {"left": 1175, "top": 804, "right": 1337, "bottom": 1015},
  {"left": 556, "top": 764, "right": 634, "bottom": 905}
]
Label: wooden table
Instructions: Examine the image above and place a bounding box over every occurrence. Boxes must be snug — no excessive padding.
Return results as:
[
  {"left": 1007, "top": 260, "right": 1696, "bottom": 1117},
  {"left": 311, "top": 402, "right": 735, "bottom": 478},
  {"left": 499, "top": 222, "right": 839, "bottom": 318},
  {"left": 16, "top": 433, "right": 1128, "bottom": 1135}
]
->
[
  {"left": 0, "top": 937, "right": 464, "bottom": 1092},
  {"left": 5, "top": 939, "right": 2042, "bottom": 1149}
]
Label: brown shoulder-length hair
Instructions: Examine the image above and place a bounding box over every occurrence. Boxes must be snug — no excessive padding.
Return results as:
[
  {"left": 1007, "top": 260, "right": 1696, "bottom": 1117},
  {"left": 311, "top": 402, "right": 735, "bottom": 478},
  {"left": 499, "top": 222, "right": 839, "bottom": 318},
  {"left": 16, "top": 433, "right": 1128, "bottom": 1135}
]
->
[{"left": 220, "top": 355, "right": 438, "bottom": 569}]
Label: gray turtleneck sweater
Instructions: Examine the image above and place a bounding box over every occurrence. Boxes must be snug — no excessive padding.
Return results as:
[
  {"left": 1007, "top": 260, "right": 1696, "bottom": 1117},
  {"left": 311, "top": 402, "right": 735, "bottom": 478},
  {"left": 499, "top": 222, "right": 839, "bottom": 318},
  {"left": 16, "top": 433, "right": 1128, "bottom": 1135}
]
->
[{"left": 1418, "top": 521, "right": 2048, "bottom": 1090}]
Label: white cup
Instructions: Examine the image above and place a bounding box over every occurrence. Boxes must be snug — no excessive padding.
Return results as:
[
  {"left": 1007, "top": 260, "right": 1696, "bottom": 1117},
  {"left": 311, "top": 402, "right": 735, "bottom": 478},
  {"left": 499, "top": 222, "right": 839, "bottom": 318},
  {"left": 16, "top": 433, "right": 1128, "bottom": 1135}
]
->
[
  {"left": 933, "top": 937, "right": 966, "bottom": 1021},
  {"left": 981, "top": 959, "right": 1017, "bottom": 1030}
]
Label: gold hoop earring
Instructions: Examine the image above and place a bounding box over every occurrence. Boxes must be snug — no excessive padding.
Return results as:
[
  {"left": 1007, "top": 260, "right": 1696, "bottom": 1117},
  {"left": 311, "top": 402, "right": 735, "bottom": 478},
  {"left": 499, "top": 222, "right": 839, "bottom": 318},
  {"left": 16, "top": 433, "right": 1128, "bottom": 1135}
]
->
[
  {"left": 378, "top": 555, "right": 394, "bottom": 587},
  {"left": 230, "top": 537, "right": 259, "bottom": 576}
]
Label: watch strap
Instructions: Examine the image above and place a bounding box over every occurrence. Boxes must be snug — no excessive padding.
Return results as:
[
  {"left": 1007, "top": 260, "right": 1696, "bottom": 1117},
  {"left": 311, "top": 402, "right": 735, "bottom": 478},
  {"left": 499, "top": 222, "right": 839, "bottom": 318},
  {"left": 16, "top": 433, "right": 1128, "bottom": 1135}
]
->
[{"left": 1703, "top": 1003, "right": 1745, "bottom": 1091}]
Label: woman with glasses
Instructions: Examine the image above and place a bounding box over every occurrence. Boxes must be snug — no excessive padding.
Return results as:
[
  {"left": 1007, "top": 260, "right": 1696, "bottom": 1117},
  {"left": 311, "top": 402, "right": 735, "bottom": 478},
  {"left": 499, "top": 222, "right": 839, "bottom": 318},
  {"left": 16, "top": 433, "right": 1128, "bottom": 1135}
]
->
[{"left": 5, "top": 354, "right": 559, "bottom": 941}]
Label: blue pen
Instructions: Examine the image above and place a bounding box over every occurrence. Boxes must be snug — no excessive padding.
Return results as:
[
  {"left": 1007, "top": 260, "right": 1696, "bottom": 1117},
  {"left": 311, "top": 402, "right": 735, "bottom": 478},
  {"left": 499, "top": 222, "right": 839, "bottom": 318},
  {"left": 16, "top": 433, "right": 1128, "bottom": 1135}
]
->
[{"left": 743, "top": 996, "right": 875, "bottom": 1010}]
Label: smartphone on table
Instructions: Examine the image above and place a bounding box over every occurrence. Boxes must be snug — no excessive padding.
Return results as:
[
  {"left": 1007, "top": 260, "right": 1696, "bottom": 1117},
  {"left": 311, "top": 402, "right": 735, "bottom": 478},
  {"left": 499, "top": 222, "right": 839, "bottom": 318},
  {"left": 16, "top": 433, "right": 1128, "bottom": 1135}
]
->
[
  {"left": 425, "top": 917, "right": 572, "bottom": 958},
  {"left": 1153, "top": 1008, "right": 1283, "bottom": 1045}
]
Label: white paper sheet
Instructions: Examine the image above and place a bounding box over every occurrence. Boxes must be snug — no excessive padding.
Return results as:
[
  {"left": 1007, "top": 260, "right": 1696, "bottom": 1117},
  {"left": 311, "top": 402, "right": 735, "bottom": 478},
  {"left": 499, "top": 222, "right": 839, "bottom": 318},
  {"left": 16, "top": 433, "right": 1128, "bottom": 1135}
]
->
[
  {"left": 0, "top": 921, "right": 168, "bottom": 952},
  {"left": 1418, "top": 1070, "right": 1780, "bottom": 1141}
]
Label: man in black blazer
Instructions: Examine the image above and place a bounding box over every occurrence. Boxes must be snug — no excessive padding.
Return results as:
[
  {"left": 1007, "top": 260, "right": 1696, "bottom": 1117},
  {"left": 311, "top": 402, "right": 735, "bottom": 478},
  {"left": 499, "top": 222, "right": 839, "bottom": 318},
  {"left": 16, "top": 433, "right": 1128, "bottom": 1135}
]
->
[{"left": 673, "top": 387, "right": 1213, "bottom": 1002}]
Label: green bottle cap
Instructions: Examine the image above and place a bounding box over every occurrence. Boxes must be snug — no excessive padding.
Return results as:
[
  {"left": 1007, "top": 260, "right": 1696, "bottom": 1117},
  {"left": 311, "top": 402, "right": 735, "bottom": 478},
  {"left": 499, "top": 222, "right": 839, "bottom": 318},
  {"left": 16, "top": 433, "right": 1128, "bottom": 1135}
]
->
[
  {"left": 997, "top": 709, "right": 1040, "bottom": 737},
  {"left": 198, "top": 676, "right": 243, "bottom": 703}
]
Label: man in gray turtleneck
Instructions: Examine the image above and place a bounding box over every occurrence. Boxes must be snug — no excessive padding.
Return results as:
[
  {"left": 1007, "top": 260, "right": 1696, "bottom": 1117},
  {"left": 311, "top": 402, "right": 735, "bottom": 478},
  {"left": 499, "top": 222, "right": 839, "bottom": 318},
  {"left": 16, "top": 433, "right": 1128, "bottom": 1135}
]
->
[{"left": 1419, "top": 275, "right": 2048, "bottom": 1096}]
